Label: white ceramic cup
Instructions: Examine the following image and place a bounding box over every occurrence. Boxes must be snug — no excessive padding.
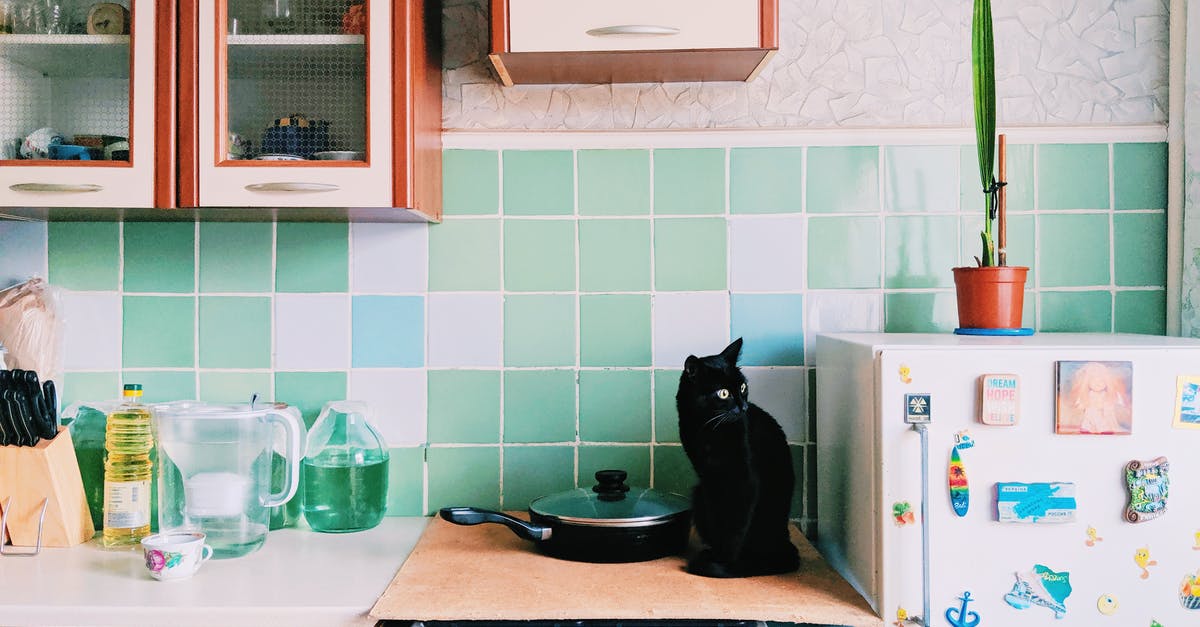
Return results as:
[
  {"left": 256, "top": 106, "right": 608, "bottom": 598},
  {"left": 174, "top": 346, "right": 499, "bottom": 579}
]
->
[{"left": 140, "top": 532, "right": 213, "bottom": 581}]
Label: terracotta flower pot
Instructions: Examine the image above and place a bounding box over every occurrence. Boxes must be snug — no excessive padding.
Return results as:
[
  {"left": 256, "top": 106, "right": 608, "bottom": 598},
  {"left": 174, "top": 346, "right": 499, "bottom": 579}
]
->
[{"left": 951, "top": 266, "right": 1029, "bottom": 329}]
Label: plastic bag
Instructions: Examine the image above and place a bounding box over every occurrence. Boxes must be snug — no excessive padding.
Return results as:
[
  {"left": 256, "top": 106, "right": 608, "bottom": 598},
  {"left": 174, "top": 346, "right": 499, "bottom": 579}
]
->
[{"left": 0, "top": 277, "right": 64, "bottom": 384}]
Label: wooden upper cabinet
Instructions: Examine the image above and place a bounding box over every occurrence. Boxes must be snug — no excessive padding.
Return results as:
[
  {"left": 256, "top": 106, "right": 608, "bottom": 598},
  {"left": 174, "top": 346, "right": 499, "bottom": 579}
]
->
[{"left": 489, "top": 0, "right": 777, "bottom": 85}]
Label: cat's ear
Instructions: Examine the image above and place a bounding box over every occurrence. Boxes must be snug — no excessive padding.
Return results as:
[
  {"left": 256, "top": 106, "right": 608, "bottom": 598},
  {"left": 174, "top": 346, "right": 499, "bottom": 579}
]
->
[
  {"left": 684, "top": 355, "right": 700, "bottom": 378},
  {"left": 720, "top": 338, "right": 743, "bottom": 365}
]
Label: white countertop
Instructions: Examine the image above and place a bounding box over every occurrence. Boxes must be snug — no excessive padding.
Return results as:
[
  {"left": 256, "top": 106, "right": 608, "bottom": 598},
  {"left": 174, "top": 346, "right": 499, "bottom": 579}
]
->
[{"left": 0, "top": 517, "right": 430, "bottom": 627}]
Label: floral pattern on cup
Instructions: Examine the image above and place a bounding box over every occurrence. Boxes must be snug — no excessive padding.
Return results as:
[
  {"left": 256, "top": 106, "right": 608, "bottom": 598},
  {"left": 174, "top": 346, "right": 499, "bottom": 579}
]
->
[{"left": 144, "top": 548, "right": 184, "bottom": 573}]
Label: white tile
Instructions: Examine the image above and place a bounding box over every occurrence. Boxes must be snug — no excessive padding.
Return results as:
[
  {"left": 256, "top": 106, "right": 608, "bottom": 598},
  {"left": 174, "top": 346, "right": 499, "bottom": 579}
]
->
[
  {"left": 427, "top": 293, "right": 501, "bottom": 367},
  {"left": 61, "top": 291, "right": 121, "bottom": 370},
  {"left": 653, "top": 292, "right": 729, "bottom": 368},
  {"left": 729, "top": 216, "right": 805, "bottom": 291},
  {"left": 804, "top": 293, "right": 884, "bottom": 364},
  {"left": 275, "top": 294, "right": 350, "bottom": 370},
  {"left": 349, "top": 368, "right": 426, "bottom": 446},
  {"left": 350, "top": 223, "right": 428, "bottom": 293},
  {"left": 743, "top": 367, "right": 808, "bottom": 442},
  {"left": 0, "top": 221, "right": 47, "bottom": 288}
]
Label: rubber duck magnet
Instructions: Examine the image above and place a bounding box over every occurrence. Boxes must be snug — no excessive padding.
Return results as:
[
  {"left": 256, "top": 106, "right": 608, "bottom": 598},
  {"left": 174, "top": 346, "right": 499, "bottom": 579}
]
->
[
  {"left": 979, "top": 374, "right": 1019, "bottom": 425},
  {"left": 1125, "top": 456, "right": 1169, "bottom": 523},
  {"left": 1135, "top": 547, "right": 1158, "bottom": 579}
]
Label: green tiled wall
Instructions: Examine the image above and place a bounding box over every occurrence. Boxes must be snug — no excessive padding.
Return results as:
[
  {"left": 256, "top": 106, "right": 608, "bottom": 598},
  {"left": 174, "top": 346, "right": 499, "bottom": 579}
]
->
[{"left": 39, "top": 142, "right": 1167, "bottom": 534}]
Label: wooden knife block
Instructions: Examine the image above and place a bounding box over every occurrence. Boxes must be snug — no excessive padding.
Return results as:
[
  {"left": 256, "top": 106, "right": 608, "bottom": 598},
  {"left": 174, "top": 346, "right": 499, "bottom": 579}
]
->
[{"left": 0, "top": 428, "right": 96, "bottom": 548}]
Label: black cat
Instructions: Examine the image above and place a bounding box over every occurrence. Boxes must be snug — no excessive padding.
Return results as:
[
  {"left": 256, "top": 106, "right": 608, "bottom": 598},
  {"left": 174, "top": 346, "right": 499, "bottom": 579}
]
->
[{"left": 676, "top": 337, "right": 800, "bottom": 578}]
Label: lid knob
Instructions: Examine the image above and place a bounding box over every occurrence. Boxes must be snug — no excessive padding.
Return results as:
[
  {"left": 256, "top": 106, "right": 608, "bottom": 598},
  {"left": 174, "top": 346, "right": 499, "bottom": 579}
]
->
[{"left": 593, "top": 469, "right": 630, "bottom": 502}]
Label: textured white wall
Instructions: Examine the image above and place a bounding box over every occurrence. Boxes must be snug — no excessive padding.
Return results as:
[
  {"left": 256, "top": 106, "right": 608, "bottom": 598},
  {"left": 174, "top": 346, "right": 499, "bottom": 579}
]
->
[{"left": 442, "top": 0, "right": 1169, "bottom": 129}]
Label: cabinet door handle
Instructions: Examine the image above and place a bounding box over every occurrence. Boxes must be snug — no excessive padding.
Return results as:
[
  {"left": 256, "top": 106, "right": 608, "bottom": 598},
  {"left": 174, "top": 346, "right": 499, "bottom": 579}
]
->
[
  {"left": 585, "top": 25, "right": 681, "bottom": 37},
  {"left": 244, "top": 182, "right": 340, "bottom": 192},
  {"left": 9, "top": 183, "right": 103, "bottom": 193}
]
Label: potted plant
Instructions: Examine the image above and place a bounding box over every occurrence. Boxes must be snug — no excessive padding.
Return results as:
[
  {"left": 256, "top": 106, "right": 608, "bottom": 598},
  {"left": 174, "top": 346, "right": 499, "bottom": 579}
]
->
[{"left": 951, "top": 0, "right": 1030, "bottom": 332}]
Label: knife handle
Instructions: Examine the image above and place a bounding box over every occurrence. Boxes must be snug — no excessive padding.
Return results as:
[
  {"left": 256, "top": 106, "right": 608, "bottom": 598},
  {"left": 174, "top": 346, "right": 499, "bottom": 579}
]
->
[{"left": 43, "top": 380, "right": 59, "bottom": 438}]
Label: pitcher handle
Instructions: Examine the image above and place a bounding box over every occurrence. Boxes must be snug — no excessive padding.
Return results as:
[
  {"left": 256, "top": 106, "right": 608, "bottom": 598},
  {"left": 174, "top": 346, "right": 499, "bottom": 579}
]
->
[{"left": 262, "top": 409, "right": 303, "bottom": 508}]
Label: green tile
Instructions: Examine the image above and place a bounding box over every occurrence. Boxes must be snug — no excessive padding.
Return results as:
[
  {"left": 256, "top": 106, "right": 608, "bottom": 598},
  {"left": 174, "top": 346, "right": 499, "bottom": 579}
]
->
[
  {"left": 198, "top": 296, "right": 271, "bottom": 368},
  {"left": 122, "top": 296, "right": 195, "bottom": 368},
  {"left": 386, "top": 447, "right": 425, "bottom": 516},
  {"left": 808, "top": 217, "right": 881, "bottom": 289},
  {"left": 1038, "top": 144, "right": 1110, "bottom": 210},
  {"left": 504, "top": 295, "right": 575, "bottom": 367},
  {"left": 579, "top": 219, "right": 651, "bottom": 291},
  {"left": 580, "top": 295, "right": 651, "bottom": 367},
  {"left": 579, "top": 150, "right": 650, "bottom": 216},
  {"left": 1039, "top": 214, "right": 1110, "bottom": 287},
  {"left": 960, "top": 214, "right": 1035, "bottom": 273},
  {"left": 883, "top": 292, "right": 957, "bottom": 333},
  {"left": 1114, "top": 143, "right": 1167, "bottom": 210},
  {"left": 579, "top": 370, "right": 651, "bottom": 442},
  {"left": 579, "top": 446, "right": 650, "bottom": 489},
  {"left": 790, "top": 445, "right": 805, "bottom": 518},
  {"left": 428, "top": 219, "right": 501, "bottom": 291},
  {"left": 1041, "top": 291, "right": 1112, "bottom": 332},
  {"left": 654, "top": 149, "right": 724, "bottom": 215},
  {"left": 427, "top": 447, "right": 500, "bottom": 513},
  {"left": 960, "top": 144, "right": 1034, "bottom": 214},
  {"left": 885, "top": 146, "right": 958, "bottom": 213},
  {"left": 276, "top": 223, "right": 348, "bottom": 292},
  {"left": 807, "top": 146, "right": 879, "bottom": 213},
  {"left": 122, "top": 371, "right": 196, "bottom": 404},
  {"left": 654, "top": 218, "right": 726, "bottom": 290},
  {"left": 62, "top": 372, "right": 120, "bottom": 408},
  {"left": 1114, "top": 213, "right": 1166, "bottom": 286},
  {"left": 48, "top": 223, "right": 119, "bottom": 290},
  {"left": 504, "top": 370, "right": 577, "bottom": 443},
  {"left": 730, "top": 147, "right": 804, "bottom": 214},
  {"left": 123, "top": 223, "right": 195, "bottom": 293},
  {"left": 199, "top": 223, "right": 274, "bottom": 293},
  {"left": 504, "top": 220, "right": 576, "bottom": 291},
  {"left": 1114, "top": 290, "right": 1166, "bottom": 334},
  {"left": 428, "top": 370, "right": 501, "bottom": 444},
  {"left": 443, "top": 150, "right": 500, "bottom": 215},
  {"left": 502, "top": 446, "right": 575, "bottom": 509},
  {"left": 884, "top": 216, "right": 958, "bottom": 288},
  {"left": 652, "top": 445, "right": 696, "bottom": 496},
  {"left": 503, "top": 151, "right": 574, "bottom": 216},
  {"left": 275, "top": 371, "right": 347, "bottom": 429},
  {"left": 199, "top": 372, "right": 272, "bottom": 404},
  {"left": 653, "top": 369, "right": 681, "bottom": 443}
]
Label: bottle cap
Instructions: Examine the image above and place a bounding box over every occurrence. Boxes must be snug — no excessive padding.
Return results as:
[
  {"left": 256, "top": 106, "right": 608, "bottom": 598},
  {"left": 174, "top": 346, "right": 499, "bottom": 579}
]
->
[{"left": 123, "top": 383, "right": 143, "bottom": 397}]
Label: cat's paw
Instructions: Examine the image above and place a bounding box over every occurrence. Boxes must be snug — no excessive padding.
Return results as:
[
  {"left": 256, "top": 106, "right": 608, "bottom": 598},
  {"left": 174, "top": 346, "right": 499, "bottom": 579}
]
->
[{"left": 687, "top": 551, "right": 738, "bottom": 578}]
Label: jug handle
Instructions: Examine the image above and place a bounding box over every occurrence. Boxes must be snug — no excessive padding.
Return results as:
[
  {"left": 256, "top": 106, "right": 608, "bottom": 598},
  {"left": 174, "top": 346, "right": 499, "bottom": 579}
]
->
[{"left": 262, "top": 409, "right": 303, "bottom": 508}]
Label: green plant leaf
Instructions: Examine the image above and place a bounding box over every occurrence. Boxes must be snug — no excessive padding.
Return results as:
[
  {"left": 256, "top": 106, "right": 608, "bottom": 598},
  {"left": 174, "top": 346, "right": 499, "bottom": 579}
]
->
[{"left": 972, "top": 0, "right": 997, "bottom": 266}]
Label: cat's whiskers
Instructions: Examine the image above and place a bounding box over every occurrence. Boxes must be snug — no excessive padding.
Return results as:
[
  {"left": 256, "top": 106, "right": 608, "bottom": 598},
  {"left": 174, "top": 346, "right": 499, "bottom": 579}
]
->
[{"left": 704, "top": 411, "right": 731, "bottom": 427}]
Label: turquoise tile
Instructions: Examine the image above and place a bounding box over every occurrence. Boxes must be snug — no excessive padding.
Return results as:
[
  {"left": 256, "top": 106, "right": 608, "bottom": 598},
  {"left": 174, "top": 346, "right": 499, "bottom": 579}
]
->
[
  {"left": 198, "top": 296, "right": 271, "bottom": 368},
  {"left": 443, "top": 149, "right": 500, "bottom": 215},
  {"left": 885, "top": 146, "right": 959, "bottom": 213},
  {"left": 504, "top": 220, "right": 576, "bottom": 291},
  {"left": 199, "top": 372, "right": 272, "bottom": 404},
  {"left": 807, "top": 217, "right": 881, "bottom": 289},
  {"left": 883, "top": 292, "right": 957, "bottom": 333},
  {"left": 960, "top": 213, "right": 1035, "bottom": 273},
  {"left": 199, "top": 223, "right": 273, "bottom": 293},
  {"left": 654, "top": 218, "right": 726, "bottom": 290},
  {"left": 503, "top": 151, "right": 574, "bottom": 216},
  {"left": 580, "top": 295, "right": 651, "bottom": 367},
  {"left": 579, "top": 446, "right": 650, "bottom": 489},
  {"left": 654, "top": 149, "right": 724, "bottom": 215},
  {"left": 275, "top": 372, "right": 347, "bottom": 428},
  {"left": 427, "top": 447, "right": 500, "bottom": 512},
  {"left": 1115, "top": 290, "right": 1166, "bottom": 335},
  {"left": 730, "top": 294, "right": 805, "bottom": 366},
  {"left": 48, "top": 223, "right": 119, "bottom": 290},
  {"left": 653, "top": 369, "right": 681, "bottom": 443},
  {"left": 730, "top": 147, "right": 804, "bottom": 214},
  {"left": 1041, "top": 291, "right": 1112, "bottom": 332},
  {"left": 504, "top": 370, "right": 577, "bottom": 443},
  {"left": 504, "top": 295, "right": 575, "bottom": 367},
  {"left": 579, "top": 219, "right": 651, "bottom": 291},
  {"left": 351, "top": 296, "right": 424, "bottom": 367},
  {"left": 428, "top": 370, "right": 501, "bottom": 444},
  {"left": 578, "top": 370, "right": 651, "bottom": 442},
  {"left": 1113, "top": 143, "right": 1167, "bottom": 210},
  {"left": 1038, "top": 144, "right": 1110, "bottom": 210},
  {"left": 276, "top": 223, "right": 348, "bottom": 293},
  {"left": 122, "top": 371, "right": 196, "bottom": 404},
  {"left": 1039, "top": 214, "right": 1110, "bottom": 287},
  {"left": 123, "top": 223, "right": 195, "bottom": 293},
  {"left": 386, "top": 447, "right": 425, "bottom": 516},
  {"left": 62, "top": 372, "right": 120, "bottom": 408},
  {"left": 807, "top": 146, "right": 879, "bottom": 213},
  {"left": 122, "top": 296, "right": 194, "bottom": 368},
  {"left": 428, "top": 219, "right": 501, "bottom": 291},
  {"left": 1114, "top": 213, "right": 1166, "bottom": 286},
  {"left": 579, "top": 150, "right": 650, "bottom": 216},
  {"left": 960, "top": 144, "right": 1034, "bottom": 214},
  {"left": 884, "top": 215, "right": 958, "bottom": 288},
  {"left": 502, "top": 446, "right": 575, "bottom": 509},
  {"left": 652, "top": 445, "right": 696, "bottom": 496}
]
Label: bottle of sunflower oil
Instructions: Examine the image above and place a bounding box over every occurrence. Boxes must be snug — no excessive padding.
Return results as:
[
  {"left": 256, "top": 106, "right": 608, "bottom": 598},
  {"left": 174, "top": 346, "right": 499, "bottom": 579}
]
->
[{"left": 101, "top": 384, "right": 153, "bottom": 548}]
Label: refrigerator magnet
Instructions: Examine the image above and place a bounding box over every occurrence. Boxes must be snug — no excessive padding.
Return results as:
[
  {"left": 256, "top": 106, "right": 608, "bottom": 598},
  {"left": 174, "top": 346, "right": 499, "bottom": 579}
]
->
[
  {"left": 1193, "top": 530, "right": 1200, "bottom": 550},
  {"left": 1172, "top": 375, "right": 1200, "bottom": 429},
  {"left": 899, "top": 364, "right": 912, "bottom": 384},
  {"left": 1134, "top": 546, "right": 1158, "bottom": 579},
  {"left": 944, "top": 591, "right": 979, "bottom": 627},
  {"left": 948, "top": 448, "right": 969, "bottom": 517},
  {"left": 979, "top": 374, "right": 1019, "bottom": 425},
  {"left": 1181, "top": 569, "right": 1200, "bottom": 610},
  {"left": 995, "top": 482, "right": 1077, "bottom": 523},
  {"left": 892, "top": 501, "right": 915, "bottom": 527},
  {"left": 1054, "top": 361, "right": 1133, "bottom": 435},
  {"left": 1124, "top": 456, "right": 1169, "bottom": 523},
  {"left": 1003, "top": 564, "right": 1072, "bottom": 619},
  {"left": 1085, "top": 525, "right": 1103, "bottom": 547},
  {"left": 1096, "top": 593, "right": 1119, "bottom": 615},
  {"left": 904, "top": 394, "right": 931, "bottom": 424}
]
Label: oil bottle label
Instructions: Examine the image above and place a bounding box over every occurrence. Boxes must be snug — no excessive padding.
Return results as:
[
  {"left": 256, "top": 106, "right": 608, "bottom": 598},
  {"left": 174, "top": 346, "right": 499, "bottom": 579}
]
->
[{"left": 104, "top": 480, "right": 150, "bottom": 529}]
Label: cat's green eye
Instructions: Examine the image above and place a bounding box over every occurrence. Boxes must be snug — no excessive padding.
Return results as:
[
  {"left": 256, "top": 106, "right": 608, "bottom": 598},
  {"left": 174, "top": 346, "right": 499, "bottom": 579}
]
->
[{"left": 717, "top": 389, "right": 730, "bottom": 399}]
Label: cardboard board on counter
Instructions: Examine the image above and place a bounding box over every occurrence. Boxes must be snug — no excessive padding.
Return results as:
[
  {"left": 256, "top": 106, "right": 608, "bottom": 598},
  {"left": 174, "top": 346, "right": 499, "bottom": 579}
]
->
[{"left": 371, "top": 514, "right": 882, "bottom": 626}]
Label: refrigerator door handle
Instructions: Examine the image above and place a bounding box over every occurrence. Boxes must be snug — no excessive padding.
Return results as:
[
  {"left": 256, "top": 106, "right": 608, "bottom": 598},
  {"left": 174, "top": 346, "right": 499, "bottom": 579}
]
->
[{"left": 913, "top": 423, "right": 931, "bottom": 627}]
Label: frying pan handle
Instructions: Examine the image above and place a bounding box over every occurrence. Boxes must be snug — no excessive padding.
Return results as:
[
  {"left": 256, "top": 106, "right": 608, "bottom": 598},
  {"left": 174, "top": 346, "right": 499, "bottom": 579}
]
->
[{"left": 439, "top": 507, "right": 552, "bottom": 542}]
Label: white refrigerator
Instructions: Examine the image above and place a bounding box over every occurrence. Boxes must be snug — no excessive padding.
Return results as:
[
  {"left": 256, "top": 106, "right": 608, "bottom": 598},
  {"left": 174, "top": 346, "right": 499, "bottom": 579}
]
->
[{"left": 815, "top": 333, "right": 1200, "bottom": 626}]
